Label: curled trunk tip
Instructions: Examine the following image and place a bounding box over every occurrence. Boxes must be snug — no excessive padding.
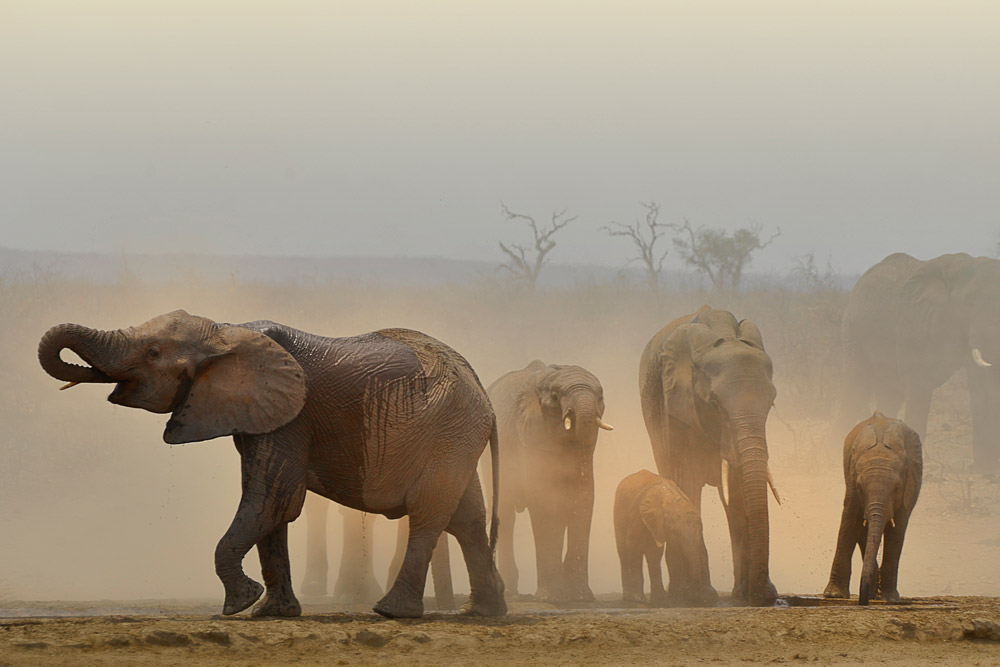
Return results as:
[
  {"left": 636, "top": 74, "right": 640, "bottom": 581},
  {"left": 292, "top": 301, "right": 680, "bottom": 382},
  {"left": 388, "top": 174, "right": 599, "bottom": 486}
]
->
[{"left": 37, "top": 323, "right": 118, "bottom": 384}]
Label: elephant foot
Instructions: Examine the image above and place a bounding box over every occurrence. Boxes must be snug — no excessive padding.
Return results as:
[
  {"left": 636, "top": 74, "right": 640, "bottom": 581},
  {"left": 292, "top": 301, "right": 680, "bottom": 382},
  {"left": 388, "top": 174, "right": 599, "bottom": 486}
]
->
[
  {"left": 300, "top": 577, "right": 328, "bottom": 598},
  {"left": 373, "top": 588, "right": 424, "bottom": 619},
  {"left": 222, "top": 577, "right": 264, "bottom": 616},
  {"left": 624, "top": 590, "right": 649, "bottom": 605},
  {"left": 687, "top": 585, "right": 719, "bottom": 608},
  {"left": 823, "top": 580, "right": 850, "bottom": 599},
  {"left": 733, "top": 578, "right": 777, "bottom": 606},
  {"left": 333, "top": 576, "right": 384, "bottom": 605},
  {"left": 251, "top": 592, "right": 302, "bottom": 618},
  {"left": 879, "top": 587, "right": 901, "bottom": 602},
  {"left": 460, "top": 592, "right": 507, "bottom": 617}
]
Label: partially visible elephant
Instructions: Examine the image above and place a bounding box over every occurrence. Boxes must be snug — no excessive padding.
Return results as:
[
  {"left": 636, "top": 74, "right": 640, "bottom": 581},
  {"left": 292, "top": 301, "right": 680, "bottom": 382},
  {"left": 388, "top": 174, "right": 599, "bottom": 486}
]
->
[
  {"left": 614, "top": 469, "right": 716, "bottom": 607},
  {"left": 486, "top": 361, "right": 613, "bottom": 602},
  {"left": 639, "top": 306, "right": 780, "bottom": 606},
  {"left": 300, "top": 497, "right": 456, "bottom": 610},
  {"left": 839, "top": 253, "right": 1000, "bottom": 472},
  {"left": 824, "top": 412, "right": 922, "bottom": 605},
  {"left": 38, "top": 311, "right": 505, "bottom": 619}
]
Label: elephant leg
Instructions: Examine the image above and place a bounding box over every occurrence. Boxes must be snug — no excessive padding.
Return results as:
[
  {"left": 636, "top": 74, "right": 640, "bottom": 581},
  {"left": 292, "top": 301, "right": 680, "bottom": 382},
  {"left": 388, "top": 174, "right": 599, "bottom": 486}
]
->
[
  {"left": 876, "top": 514, "right": 909, "bottom": 602},
  {"left": 300, "top": 494, "right": 329, "bottom": 597},
  {"left": 644, "top": 542, "right": 666, "bottom": 606},
  {"left": 445, "top": 474, "right": 506, "bottom": 616},
  {"left": 722, "top": 463, "right": 749, "bottom": 601},
  {"left": 430, "top": 532, "right": 456, "bottom": 610},
  {"left": 216, "top": 434, "right": 307, "bottom": 616},
  {"left": 619, "top": 536, "right": 646, "bottom": 604},
  {"left": 562, "top": 468, "right": 595, "bottom": 602},
  {"left": 251, "top": 524, "right": 301, "bottom": 617},
  {"left": 496, "top": 499, "right": 520, "bottom": 597},
  {"left": 386, "top": 517, "right": 408, "bottom": 586},
  {"left": 967, "top": 367, "right": 1000, "bottom": 472},
  {"left": 373, "top": 512, "right": 442, "bottom": 619},
  {"left": 824, "top": 493, "right": 863, "bottom": 598},
  {"left": 528, "top": 504, "right": 567, "bottom": 602},
  {"left": 333, "top": 509, "right": 384, "bottom": 604},
  {"left": 902, "top": 385, "right": 934, "bottom": 441}
]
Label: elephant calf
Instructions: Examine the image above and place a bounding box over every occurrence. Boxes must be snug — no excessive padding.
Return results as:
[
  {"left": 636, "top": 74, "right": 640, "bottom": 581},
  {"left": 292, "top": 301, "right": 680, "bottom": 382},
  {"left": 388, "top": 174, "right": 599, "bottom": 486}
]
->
[
  {"left": 824, "top": 411, "right": 923, "bottom": 605},
  {"left": 614, "top": 470, "right": 716, "bottom": 607}
]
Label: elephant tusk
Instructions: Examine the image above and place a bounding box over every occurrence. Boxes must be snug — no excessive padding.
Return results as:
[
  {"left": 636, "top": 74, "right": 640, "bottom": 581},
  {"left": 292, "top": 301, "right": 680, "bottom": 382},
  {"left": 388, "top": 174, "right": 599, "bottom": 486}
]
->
[
  {"left": 564, "top": 416, "right": 572, "bottom": 431},
  {"left": 767, "top": 468, "right": 782, "bottom": 506},
  {"left": 59, "top": 381, "right": 81, "bottom": 391},
  {"left": 972, "top": 348, "right": 993, "bottom": 368},
  {"left": 720, "top": 459, "right": 730, "bottom": 507},
  {"left": 597, "top": 418, "right": 614, "bottom": 431},
  {"left": 890, "top": 517, "right": 895, "bottom": 529}
]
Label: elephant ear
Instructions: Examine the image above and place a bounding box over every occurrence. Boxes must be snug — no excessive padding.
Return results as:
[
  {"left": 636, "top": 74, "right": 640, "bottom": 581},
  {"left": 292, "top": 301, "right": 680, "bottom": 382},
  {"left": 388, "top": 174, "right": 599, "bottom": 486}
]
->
[
  {"left": 900, "top": 253, "right": 977, "bottom": 327},
  {"left": 901, "top": 423, "right": 924, "bottom": 511},
  {"left": 640, "top": 487, "right": 668, "bottom": 547},
  {"left": 163, "top": 326, "right": 307, "bottom": 444},
  {"left": 661, "top": 323, "right": 718, "bottom": 433},
  {"left": 737, "top": 319, "right": 765, "bottom": 351}
]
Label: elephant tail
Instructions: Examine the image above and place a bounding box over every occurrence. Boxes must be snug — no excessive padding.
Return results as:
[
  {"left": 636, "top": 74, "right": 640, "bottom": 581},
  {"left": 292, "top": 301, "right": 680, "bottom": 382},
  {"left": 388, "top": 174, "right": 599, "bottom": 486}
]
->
[{"left": 488, "top": 415, "right": 500, "bottom": 555}]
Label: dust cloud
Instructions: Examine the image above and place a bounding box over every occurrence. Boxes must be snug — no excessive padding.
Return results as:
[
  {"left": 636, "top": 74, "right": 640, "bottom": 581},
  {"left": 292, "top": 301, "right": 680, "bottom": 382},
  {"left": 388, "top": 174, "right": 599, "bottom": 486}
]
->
[{"left": 0, "top": 269, "right": 996, "bottom": 605}]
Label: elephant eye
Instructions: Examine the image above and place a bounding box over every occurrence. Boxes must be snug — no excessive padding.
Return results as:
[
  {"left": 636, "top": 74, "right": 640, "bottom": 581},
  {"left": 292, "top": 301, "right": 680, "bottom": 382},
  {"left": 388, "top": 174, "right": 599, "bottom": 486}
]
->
[{"left": 146, "top": 345, "right": 161, "bottom": 360}]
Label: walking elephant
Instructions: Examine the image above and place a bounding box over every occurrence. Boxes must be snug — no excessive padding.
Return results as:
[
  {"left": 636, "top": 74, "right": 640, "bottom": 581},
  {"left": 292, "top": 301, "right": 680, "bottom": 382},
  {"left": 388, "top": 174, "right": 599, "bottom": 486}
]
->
[
  {"left": 300, "top": 497, "right": 456, "bottom": 610},
  {"left": 839, "top": 252, "right": 1000, "bottom": 472},
  {"left": 38, "top": 310, "right": 505, "bottom": 619},
  {"left": 486, "top": 361, "right": 613, "bottom": 602},
  {"left": 639, "top": 306, "right": 780, "bottom": 606},
  {"left": 614, "top": 469, "right": 716, "bottom": 607},
  {"left": 824, "top": 412, "right": 922, "bottom": 605}
]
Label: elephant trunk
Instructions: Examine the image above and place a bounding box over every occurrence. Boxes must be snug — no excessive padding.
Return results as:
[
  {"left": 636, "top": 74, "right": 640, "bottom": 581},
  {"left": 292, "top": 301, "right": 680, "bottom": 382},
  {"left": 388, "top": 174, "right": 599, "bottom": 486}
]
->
[
  {"left": 859, "top": 500, "right": 890, "bottom": 606},
  {"left": 734, "top": 417, "right": 774, "bottom": 606},
  {"left": 563, "top": 388, "right": 600, "bottom": 435},
  {"left": 37, "top": 323, "right": 129, "bottom": 384}
]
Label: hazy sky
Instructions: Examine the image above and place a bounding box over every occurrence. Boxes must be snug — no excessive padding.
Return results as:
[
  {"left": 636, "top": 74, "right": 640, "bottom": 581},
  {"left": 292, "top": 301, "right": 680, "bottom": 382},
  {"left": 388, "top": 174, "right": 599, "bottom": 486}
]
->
[{"left": 2, "top": 1, "right": 998, "bottom": 274}]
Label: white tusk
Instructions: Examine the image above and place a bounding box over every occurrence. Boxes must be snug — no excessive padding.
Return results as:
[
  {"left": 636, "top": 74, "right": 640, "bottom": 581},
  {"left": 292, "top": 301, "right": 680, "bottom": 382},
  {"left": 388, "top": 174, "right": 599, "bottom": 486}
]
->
[
  {"left": 59, "top": 381, "right": 81, "bottom": 391},
  {"left": 720, "top": 459, "right": 730, "bottom": 507},
  {"left": 890, "top": 517, "right": 895, "bottom": 529},
  {"left": 972, "top": 348, "right": 993, "bottom": 368},
  {"left": 564, "top": 416, "right": 572, "bottom": 431},
  {"left": 596, "top": 418, "right": 614, "bottom": 431},
  {"left": 767, "top": 468, "right": 782, "bottom": 506}
]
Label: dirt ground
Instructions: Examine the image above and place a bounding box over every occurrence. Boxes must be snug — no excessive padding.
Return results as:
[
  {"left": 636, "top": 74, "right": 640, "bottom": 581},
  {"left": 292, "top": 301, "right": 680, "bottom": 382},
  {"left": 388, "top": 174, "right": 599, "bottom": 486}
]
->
[{"left": 2, "top": 595, "right": 1000, "bottom": 666}]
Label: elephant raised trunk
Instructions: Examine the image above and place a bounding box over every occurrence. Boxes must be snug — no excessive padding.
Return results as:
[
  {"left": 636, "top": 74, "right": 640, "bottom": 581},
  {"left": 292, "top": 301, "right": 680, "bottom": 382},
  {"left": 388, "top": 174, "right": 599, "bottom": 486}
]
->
[
  {"left": 733, "top": 418, "right": 773, "bottom": 606},
  {"left": 38, "top": 323, "right": 128, "bottom": 384}
]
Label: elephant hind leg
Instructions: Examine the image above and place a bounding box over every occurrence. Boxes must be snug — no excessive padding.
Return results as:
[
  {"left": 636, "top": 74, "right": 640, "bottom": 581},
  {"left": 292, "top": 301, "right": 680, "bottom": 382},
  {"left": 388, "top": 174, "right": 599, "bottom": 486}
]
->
[
  {"left": 373, "top": 513, "right": 443, "bottom": 619},
  {"left": 446, "top": 474, "right": 507, "bottom": 617}
]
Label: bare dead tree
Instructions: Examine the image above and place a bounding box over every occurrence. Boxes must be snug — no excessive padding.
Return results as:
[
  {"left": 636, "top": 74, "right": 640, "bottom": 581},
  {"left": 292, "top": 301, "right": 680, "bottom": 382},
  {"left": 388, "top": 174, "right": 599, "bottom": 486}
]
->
[
  {"left": 601, "top": 201, "right": 670, "bottom": 289},
  {"left": 497, "top": 203, "right": 576, "bottom": 290},
  {"left": 672, "top": 219, "right": 781, "bottom": 291}
]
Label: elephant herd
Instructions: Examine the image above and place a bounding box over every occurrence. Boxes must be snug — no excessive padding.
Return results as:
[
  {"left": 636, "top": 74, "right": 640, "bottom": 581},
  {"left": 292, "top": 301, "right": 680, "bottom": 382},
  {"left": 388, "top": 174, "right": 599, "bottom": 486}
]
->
[{"left": 36, "top": 252, "right": 999, "bottom": 617}]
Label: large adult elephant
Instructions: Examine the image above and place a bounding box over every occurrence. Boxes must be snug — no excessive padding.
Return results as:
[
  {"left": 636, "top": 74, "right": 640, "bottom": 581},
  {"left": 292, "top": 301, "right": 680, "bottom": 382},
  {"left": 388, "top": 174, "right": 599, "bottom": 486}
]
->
[
  {"left": 38, "top": 310, "right": 505, "bottom": 619},
  {"left": 639, "top": 306, "right": 780, "bottom": 606},
  {"left": 839, "top": 253, "right": 1000, "bottom": 472},
  {"left": 486, "top": 361, "right": 613, "bottom": 602},
  {"left": 300, "top": 498, "right": 456, "bottom": 610}
]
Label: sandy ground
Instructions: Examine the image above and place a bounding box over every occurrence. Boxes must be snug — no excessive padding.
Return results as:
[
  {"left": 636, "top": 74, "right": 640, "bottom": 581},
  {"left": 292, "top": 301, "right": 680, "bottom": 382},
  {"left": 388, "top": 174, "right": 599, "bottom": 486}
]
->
[{"left": 2, "top": 596, "right": 1000, "bottom": 666}]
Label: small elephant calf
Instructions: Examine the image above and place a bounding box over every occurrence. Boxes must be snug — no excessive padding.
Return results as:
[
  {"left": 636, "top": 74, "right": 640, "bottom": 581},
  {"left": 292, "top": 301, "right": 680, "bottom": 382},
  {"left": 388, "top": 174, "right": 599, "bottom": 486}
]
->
[
  {"left": 824, "top": 411, "right": 923, "bottom": 605},
  {"left": 614, "top": 470, "right": 717, "bottom": 607}
]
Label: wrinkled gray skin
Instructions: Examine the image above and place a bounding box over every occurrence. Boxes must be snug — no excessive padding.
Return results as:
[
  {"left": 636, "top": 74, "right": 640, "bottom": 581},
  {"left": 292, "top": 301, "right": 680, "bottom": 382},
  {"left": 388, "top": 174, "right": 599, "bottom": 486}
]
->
[
  {"left": 840, "top": 253, "right": 1000, "bottom": 472},
  {"left": 614, "top": 469, "right": 717, "bottom": 607},
  {"left": 486, "top": 361, "right": 611, "bottom": 602},
  {"left": 824, "top": 412, "right": 922, "bottom": 605},
  {"left": 300, "top": 498, "right": 456, "bottom": 610},
  {"left": 639, "top": 306, "right": 778, "bottom": 606},
  {"left": 38, "top": 310, "right": 505, "bottom": 619}
]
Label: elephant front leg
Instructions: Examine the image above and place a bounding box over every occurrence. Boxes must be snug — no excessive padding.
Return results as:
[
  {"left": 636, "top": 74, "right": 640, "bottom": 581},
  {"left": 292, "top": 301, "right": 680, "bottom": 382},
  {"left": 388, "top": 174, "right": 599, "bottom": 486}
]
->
[
  {"left": 876, "top": 515, "right": 909, "bottom": 602},
  {"left": 824, "top": 494, "right": 863, "bottom": 599},
  {"left": 216, "top": 434, "right": 308, "bottom": 616},
  {"left": 562, "top": 472, "right": 595, "bottom": 603},
  {"left": 644, "top": 543, "right": 667, "bottom": 606},
  {"left": 528, "top": 506, "right": 567, "bottom": 603},
  {"left": 252, "top": 524, "right": 302, "bottom": 617},
  {"left": 300, "top": 494, "right": 329, "bottom": 597}
]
